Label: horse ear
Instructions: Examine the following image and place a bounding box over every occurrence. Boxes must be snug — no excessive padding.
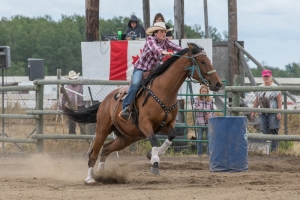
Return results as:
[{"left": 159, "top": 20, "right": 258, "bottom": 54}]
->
[{"left": 187, "top": 43, "right": 194, "bottom": 50}]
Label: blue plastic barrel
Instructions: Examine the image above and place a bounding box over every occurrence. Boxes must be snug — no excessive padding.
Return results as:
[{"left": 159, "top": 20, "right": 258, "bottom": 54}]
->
[{"left": 208, "top": 116, "right": 248, "bottom": 172}]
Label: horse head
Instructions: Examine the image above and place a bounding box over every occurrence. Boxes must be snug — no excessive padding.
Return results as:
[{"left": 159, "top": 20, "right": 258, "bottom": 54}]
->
[{"left": 186, "top": 43, "right": 222, "bottom": 92}]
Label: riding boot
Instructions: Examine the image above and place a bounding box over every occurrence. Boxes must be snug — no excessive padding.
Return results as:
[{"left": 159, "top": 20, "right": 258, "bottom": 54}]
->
[{"left": 119, "top": 107, "right": 131, "bottom": 122}]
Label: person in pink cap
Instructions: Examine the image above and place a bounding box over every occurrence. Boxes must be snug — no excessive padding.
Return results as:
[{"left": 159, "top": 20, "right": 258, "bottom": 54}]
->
[{"left": 251, "top": 69, "right": 282, "bottom": 152}]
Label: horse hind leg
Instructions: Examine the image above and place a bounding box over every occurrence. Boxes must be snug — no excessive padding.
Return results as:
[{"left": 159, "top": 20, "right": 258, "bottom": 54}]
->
[
  {"left": 85, "top": 126, "right": 112, "bottom": 184},
  {"left": 96, "top": 140, "right": 114, "bottom": 172},
  {"left": 96, "top": 129, "right": 136, "bottom": 172},
  {"left": 100, "top": 133, "right": 135, "bottom": 161}
]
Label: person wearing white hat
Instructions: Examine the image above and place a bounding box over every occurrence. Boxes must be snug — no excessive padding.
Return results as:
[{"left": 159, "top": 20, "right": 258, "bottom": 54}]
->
[
  {"left": 62, "top": 70, "right": 86, "bottom": 134},
  {"left": 119, "top": 22, "right": 183, "bottom": 121}
]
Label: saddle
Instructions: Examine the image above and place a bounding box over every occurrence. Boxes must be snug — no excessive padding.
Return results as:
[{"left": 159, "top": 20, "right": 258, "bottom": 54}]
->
[
  {"left": 114, "top": 86, "right": 144, "bottom": 101},
  {"left": 111, "top": 72, "right": 151, "bottom": 138},
  {"left": 114, "top": 71, "right": 150, "bottom": 101}
]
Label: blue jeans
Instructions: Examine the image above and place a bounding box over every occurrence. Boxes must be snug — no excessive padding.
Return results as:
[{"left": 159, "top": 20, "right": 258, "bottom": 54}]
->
[
  {"left": 259, "top": 113, "right": 280, "bottom": 151},
  {"left": 197, "top": 127, "right": 209, "bottom": 156},
  {"left": 122, "top": 69, "right": 144, "bottom": 109}
]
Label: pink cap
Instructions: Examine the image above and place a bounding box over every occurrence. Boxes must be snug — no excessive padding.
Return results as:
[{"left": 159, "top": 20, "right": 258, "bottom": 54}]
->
[{"left": 262, "top": 70, "right": 272, "bottom": 77}]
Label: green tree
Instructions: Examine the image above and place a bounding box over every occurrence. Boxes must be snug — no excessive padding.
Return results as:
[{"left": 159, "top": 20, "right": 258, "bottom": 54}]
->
[
  {"left": 2, "top": 14, "right": 296, "bottom": 78},
  {"left": 285, "top": 62, "right": 300, "bottom": 77},
  {"left": 249, "top": 65, "right": 290, "bottom": 78}
]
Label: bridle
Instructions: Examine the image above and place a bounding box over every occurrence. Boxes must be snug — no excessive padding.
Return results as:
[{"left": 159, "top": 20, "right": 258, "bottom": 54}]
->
[
  {"left": 140, "top": 49, "right": 217, "bottom": 133},
  {"left": 173, "top": 51, "right": 216, "bottom": 86}
]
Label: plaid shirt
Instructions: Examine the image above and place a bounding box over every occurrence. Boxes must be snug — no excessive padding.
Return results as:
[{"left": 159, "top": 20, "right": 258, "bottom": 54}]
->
[
  {"left": 134, "top": 36, "right": 183, "bottom": 71},
  {"left": 193, "top": 98, "right": 214, "bottom": 126}
]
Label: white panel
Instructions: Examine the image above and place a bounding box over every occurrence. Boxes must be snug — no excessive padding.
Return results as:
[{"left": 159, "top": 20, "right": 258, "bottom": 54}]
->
[
  {"left": 81, "top": 41, "right": 111, "bottom": 80},
  {"left": 126, "top": 40, "right": 146, "bottom": 81},
  {"left": 81, "top": 41, "right": 113, "bottom": 101},
  {"left": 170, "top": 39, "right": 180, "bottom": 46}
]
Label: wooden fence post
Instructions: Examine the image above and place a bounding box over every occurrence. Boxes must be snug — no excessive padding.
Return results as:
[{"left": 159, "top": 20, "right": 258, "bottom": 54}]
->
[
  {"left": 284, "top": 94, "right": 288, "bottom": 135},
  {"left": 231, "top": 75, "right": 240, "bottom": 116},
  {"left": 36, "top": 84, "right": 44, "bottom": 152},
  {"left": 174, "top": 0, "right": 184, "bottom": 45},
  {"left": 142, "top": 0, "right": 150, "bottom": 30},
  {"left": 85, "top": 0, "right": 99, "bottom": 41}
]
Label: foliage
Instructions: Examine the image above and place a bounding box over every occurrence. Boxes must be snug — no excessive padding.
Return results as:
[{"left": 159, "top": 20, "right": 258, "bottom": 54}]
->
[
  {"left": 285, "top": 62, "right": 300, "bottom": 77},
  {"left": 0, "top": 15, "right": 84, "bottom": 76},
  {"left": 279, "top": 141, "right": 294, "bottom": 151},
  {"left": 99, "top": 16, "right": 131, "bottom": 36},
  {"left": 1, "top": 14, "right": 298, "bottom": 77},
  {"left": 249, "top": 62, "right": 300, "bottom": 77}
]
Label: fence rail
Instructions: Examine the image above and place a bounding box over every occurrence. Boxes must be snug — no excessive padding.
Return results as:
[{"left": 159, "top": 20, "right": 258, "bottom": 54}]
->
[
  {"left": 2, "top": 79, "right": 300, "bottom": 153},
  {"left": 227, "top": 83, "right": 300, "bottom": 143}
]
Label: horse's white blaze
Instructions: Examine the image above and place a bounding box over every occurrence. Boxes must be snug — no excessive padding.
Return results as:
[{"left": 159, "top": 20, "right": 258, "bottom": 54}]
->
[
  {"left": 97, "top": 162, "right": 105, "bottom": 172},
  {"left": 151, "top": 147, "right": 160, "bottom": 165},
  {"left": 158, "top": 139, "right": 172, "bottom": 155},
  {"left": 85, "top": 167, "right": 95, "bottom": 184}
]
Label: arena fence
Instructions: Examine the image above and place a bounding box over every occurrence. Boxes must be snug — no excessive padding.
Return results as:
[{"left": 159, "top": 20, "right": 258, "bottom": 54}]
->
[
  {"left": 227, "top": 83, "right": 300, "bottom": 141},
  {"left": 1, "top": 78, "right": 300, "bottom": 153}
]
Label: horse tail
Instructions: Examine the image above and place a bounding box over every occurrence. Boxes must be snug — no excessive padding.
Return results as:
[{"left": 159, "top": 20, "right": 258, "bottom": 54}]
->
[{"left": 61, "top": 102, "right": 101, "bottom": 123}]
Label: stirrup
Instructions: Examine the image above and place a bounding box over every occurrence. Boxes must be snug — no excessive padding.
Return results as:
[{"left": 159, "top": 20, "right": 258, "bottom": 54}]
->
[{"left": 118, "top": 107, "right": 131, "bottom": 122}]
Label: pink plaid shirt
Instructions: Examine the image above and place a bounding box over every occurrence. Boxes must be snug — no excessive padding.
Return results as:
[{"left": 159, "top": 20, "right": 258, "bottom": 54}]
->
[
  {"left": 193, "top": 98, "right": 214, "bottom": 126},
  {"left": 134, "top": 36, "right": 183, "bottom": 71}
]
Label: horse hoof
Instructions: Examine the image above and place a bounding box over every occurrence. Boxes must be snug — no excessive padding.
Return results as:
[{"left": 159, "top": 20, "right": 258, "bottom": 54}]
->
[
  {"left": 146, "top": 150, "right": 152, "bottom": 160},
  {"left": 85, "top": 177, "right": 96, "bottom": 184},
  {"left": 150, "top": 167, "right": 160, "bottom": 175}
]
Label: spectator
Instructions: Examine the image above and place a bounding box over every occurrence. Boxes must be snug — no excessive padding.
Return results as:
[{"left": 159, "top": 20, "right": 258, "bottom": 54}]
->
[
  {"left": 62, "top": 70, "right": 86, "bottom": 134},
  {"left": 153, "top": 13, "right": 173, "bottom": 40},
  {"left": 251, "top": 69, "right": 282, "bottom": 152},
  {"left": 119, "top": 22, "right": 182, "bottom": 121},
  {"left": 125, "top": 15, "right": 146, "bottom": 40},
  {"left": 193, "top": 85, "right": 214, "bottom": 156}
]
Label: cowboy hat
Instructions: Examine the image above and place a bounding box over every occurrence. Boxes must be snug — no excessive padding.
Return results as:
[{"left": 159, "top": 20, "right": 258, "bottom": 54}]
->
[
  {"left": 146, "top": 22, "right": 173, "bottom": 35},
  {"left": 66, "top": 70, "right": 80, "bottom": 80}
]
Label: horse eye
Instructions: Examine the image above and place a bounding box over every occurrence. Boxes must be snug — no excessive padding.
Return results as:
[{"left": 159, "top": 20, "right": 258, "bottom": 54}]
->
[{"left": 201, "top": 61, "right": 205, "bottom": 64}]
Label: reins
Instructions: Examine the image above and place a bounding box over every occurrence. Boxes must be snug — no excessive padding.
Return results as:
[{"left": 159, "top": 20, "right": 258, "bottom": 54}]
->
[
  {"left": 172, "top": 51, "right": 216, "bottom": 86},
  {"left": 139, "top": 49, "right": 216, "bottom": 133}
]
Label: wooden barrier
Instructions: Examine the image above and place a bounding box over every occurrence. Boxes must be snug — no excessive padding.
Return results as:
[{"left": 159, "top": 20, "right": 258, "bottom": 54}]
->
[
  {"left": 248, "top": 134, "right": 300, "bottom": 141},
  {"left": 0, "top": 80, "right": 129, "bottom": 152},
  {"left": 0, "top": 138, "right": 37, "bottom": 143},
  {"left": 2, "top": 80, "right": 300, "bottom": 153}
]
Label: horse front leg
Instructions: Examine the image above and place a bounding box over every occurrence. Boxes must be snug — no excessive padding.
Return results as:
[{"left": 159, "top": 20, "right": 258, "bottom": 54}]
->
[
  {"left": 147, "top": 128, "right": 176, "bottom": 160},
  {"left": 148, "top": 134, "right": 160, "bottom": 175},
  {"left": 158, "top": 128, "right": 176, "bottom": 155}
]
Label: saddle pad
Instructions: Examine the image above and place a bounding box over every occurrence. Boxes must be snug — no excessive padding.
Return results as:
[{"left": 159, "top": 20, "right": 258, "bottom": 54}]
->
[{"left": 114, "top": 86, "right": 144, "bottom": 101}]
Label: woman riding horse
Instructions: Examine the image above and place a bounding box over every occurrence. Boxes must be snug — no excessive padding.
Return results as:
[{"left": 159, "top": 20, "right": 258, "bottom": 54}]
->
[
  {"left": 62, "top": 41, "right": 222, "bottom": 184},
  {"left": 119, "top": 22, "right": 183, "bottom": 121}
]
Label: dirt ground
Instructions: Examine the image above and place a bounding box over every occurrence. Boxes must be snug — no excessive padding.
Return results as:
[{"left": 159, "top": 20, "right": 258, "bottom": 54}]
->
[{"left": 1, "top": 153, "right": 300, "bottom": 200}]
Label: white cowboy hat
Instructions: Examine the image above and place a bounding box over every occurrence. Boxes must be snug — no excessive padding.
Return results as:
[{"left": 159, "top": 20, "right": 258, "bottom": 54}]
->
[
  {"left": 66, "top": 70, "right": 80, "bottom": 80},
  {"left": 146, "top": 22, "right": 173, "bottom": 35}
]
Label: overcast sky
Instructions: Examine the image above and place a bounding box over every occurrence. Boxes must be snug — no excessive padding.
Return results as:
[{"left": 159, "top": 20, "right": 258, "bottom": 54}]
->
[{"left": 1, "top": 0, "right": 299, "bottom": 70}]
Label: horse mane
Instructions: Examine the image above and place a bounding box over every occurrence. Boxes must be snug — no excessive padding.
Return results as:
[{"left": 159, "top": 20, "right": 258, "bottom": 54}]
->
[{"left": 143, "top": 43, "right": 203, "bottom": 86}]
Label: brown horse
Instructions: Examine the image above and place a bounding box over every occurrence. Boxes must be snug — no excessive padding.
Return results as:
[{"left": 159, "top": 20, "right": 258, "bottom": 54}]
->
[{"left": 62, "top": 43, "right": 222, "bottom": 184}]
